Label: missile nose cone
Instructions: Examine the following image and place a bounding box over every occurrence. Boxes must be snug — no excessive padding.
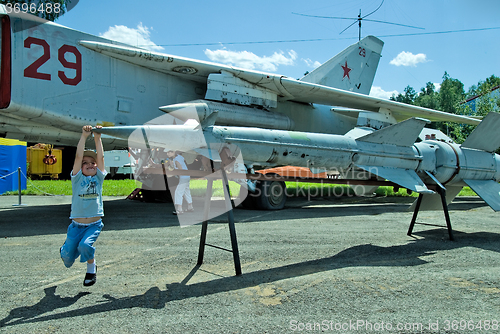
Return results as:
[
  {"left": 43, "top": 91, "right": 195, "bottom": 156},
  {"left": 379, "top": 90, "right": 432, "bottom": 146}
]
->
[
  {"left": 159, "top": 100, "right": 205, "bottom": 114},
  {"left": 159, "top": 103, "right": 185, "bottom": 113},
  {"left": 159, "top": 100, "right": 208, "bottom": 122}
]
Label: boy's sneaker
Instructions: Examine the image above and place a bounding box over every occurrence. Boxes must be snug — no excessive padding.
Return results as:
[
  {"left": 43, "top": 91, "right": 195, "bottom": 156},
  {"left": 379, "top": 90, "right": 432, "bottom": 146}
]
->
[
  {"left": 60, "top": 245, "right": 65, "bottom": 263},
  {"left": 83, "top": 266, "right": 97, "bottom": 286}
]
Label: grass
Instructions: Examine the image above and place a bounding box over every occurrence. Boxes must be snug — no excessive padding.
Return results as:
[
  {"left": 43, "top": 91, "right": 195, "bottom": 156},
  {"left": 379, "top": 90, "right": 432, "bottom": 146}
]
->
[
  {"left": 1, "top": 179, "right": 478, "bottom": 198},
  {"left": 1, "top": 179, "right": 239, "bottom": 197},
  {"left": 189, "top": 179, "right": 241, "bottom": 197},
  {"left": 285, "top": 182, "right": 477, "bottom": 198},
  {"left": 284, "top": 182, "right": 408, "bottom": 197},
  {"left": 2, "top": 179, "right": 139, "bottom": 196}
]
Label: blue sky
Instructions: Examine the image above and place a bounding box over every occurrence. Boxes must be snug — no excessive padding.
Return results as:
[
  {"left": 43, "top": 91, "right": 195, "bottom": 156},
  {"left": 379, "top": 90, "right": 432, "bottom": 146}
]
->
[{"left": 56, "top": 0, "right": 500, "bottom": 99}]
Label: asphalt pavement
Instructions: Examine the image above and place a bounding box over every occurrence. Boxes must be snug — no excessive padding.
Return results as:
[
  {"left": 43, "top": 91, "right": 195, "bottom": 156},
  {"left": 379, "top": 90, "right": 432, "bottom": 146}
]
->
[{"left": 1, "top": 194, "right": 499, "bottom": 333}]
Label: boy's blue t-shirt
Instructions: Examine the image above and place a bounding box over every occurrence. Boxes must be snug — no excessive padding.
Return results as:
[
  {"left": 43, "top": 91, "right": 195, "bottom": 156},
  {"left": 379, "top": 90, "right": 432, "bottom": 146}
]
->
[{"left": 70, "top": 168, "right": 107, "bottom": 219}]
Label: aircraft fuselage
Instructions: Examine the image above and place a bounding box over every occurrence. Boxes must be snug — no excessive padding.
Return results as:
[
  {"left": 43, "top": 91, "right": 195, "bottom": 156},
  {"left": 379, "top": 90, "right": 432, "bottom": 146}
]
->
[{"left": 0, "top": 12, "right": 356, "bottom": 149}]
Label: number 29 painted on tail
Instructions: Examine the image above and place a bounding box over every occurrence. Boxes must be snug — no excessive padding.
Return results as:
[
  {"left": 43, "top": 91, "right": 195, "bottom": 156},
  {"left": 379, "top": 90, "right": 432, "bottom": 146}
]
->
[{"left": 23, "top": 37, "right": 82, "bottom": 86}]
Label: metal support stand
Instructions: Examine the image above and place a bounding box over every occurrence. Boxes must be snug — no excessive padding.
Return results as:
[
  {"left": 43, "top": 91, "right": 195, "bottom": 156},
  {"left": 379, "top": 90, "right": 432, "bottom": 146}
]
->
[
  {"left": 407, "top": 186, "right": 454, "bottom": 241},
  {"left": 12, "top": 167, "right": 26, "bottom": 207},
  {"left": 197, "top": 178, "right": 213, "bottom": 267},
  {"left": 197, "top": 167, "right": 242, "bottom": 276}
]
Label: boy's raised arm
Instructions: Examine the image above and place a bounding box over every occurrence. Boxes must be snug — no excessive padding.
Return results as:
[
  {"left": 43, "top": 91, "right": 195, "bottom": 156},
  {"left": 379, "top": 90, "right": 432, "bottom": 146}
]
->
[
  {"left": 93, "top": 125, "right": 105, "bottom": 172},
  {"left": 72, "top": 125, "right": 92, "bottom": 176}
]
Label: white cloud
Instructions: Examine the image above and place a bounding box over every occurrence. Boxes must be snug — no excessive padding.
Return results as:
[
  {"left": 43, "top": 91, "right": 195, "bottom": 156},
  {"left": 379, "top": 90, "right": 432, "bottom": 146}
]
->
[
  {"left": 370, "top": 86, "right": 399, "bottom": 100},
  {"left": 204, "top": 48, "right": 297, "bottom": 72},
  {"left": 433, "top": 83, "right": 441, "bottom": 92},
  {"left": 303, "top": 58, "right": 322, "bottom": 69},
  {"left": 389, "top": 51, "right": 427, "bottom": 67},
  {"left": 100, "top": 23, "right": 164, "bottom": 52}
]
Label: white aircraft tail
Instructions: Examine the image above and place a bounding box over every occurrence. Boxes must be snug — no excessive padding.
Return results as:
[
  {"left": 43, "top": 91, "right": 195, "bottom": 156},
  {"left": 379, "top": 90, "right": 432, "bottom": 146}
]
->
[{"left": 300, "top": 36, "right": 383, "bottom": 95}]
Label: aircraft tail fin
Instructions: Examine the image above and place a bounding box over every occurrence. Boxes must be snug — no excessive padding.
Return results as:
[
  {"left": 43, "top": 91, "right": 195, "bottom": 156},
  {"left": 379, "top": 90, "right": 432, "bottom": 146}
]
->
[
  {"left": 461, "top": 112, "right": 500, "bottom": 153},
  {"left": 300, "top": 36, "right": 383, "bottom": 95}
]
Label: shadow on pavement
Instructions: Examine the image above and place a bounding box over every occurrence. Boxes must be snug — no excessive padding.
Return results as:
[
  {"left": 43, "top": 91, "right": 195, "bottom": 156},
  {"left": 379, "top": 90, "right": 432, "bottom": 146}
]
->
[{"left": 2, "top": 228, "right": 499, "bottom": 328}]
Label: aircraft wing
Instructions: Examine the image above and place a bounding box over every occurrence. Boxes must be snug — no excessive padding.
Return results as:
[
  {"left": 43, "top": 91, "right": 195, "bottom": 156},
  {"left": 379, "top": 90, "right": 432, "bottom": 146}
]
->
[
  {"left": 278, "top": 78, "right": 479, "bottom": 125},
  {"left": 80, "top": 41, "right": 480, "bottom": 126},
  {"left": 78, "top": 41, "right": 279, "bottom": 84}
]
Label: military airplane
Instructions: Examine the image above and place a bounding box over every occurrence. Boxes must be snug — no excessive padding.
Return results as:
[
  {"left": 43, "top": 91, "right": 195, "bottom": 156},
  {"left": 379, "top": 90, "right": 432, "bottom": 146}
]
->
[
  {"left": 3, "top": 7, "right": 496, "bottom": 213},
  {"left": 0, "top": 8, "right": 479, "bottom": 143}
]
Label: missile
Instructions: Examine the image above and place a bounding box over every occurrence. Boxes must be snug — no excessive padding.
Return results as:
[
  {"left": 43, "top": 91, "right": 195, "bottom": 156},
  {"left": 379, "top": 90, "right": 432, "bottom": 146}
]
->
[
  {"left": 94, "top": 112, "right": 500, "bottom": 211},
  {"left": 94, "top": 123, "right": 208, "bottom": 153},
  {"left": 159, "top": 99, "right": 295, "bottom": 130}
]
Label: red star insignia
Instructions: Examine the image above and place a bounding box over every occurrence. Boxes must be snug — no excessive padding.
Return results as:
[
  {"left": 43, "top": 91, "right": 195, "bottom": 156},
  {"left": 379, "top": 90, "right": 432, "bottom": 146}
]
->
[{"left": 341, "top": 61, "right": 351, "bottom": 80}]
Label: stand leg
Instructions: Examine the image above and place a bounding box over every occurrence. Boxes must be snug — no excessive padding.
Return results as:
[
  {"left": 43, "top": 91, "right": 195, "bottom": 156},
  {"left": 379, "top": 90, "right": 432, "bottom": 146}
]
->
[
  {"left": 196, "top": 162, "right": 242, "bottom": 276},
  {"left": 407, "top": 193, "right": 424, "bottom": 236},
  {"left": 438, "top": 187, "right": 454, "bottom": 241},
  {"left": 197, "top": 222, "right": 208, "bottom": 266},
  {"left": 197, "top": 178, "right": 213, "bottom": 266},
  {"left": 407, "top": 189, "right": 454, "bottom": 241},
  {"left": 221, "top": 168, "right": 242, "bottom": 276}
]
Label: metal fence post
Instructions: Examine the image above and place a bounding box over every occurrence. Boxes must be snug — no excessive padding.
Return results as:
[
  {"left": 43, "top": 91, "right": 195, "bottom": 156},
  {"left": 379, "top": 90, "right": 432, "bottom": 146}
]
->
[{"left": 12, "top": 167, "right": 26, "bottom": 207}]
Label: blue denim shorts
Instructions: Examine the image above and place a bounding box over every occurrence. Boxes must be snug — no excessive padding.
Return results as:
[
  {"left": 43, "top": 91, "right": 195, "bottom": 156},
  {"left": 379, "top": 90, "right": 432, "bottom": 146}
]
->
[{"left": 60, "top": 219, "right": 104, "bottom": 268}]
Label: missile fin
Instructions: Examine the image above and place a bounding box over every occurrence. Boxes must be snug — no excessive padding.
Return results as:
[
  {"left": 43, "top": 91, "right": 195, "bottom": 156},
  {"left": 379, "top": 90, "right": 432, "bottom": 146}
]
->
[
  {"left": 357, "top": 117, "right": 430, "bottom": 147},
  {"left": 356, "top": 165, "right": 434, "bottom": 194},
  {"left": 200, "top": 111, "right": 219, "bottom": 129},
  {"left": 461, "top": 112, "right": 500, "bottom": 153},
  {"left": 408, "top": 185, "right": 463, "bottom": 211},
  {"left": 463, "top": 179, "right": 500, "bottom": 211}
]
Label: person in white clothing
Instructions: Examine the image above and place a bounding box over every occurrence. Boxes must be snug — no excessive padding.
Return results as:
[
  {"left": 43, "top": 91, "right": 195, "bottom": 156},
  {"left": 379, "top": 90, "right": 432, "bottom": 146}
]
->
[{"left": 167, "top": 150, "right": 194, "bottom": 215}]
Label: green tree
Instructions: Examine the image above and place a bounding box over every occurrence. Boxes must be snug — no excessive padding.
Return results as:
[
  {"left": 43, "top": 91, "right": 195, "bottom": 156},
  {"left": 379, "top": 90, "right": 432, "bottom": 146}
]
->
[
  {"left": 393, "top": 73, "right": 499, "bottom": 144},
  {"left": 455, "top": 75, "right": 500, "bottom": 144},
  {"left": 390, "top": 85, "right": 416, "bottom": 104},
  {"left": 433, "top": 72, "right": 465, "bottom": 139},
  {"left": 438, "top": 72, "right": 465, "bottom": 115},
  {"left": 466, "top": 75, "right": 500, "bottom": 115},
  {"left": 0, "top": 0, "right": 71, "bottom": 21},
  {"left": 414, "top": 82, "right": 438, "bottom": 110}
]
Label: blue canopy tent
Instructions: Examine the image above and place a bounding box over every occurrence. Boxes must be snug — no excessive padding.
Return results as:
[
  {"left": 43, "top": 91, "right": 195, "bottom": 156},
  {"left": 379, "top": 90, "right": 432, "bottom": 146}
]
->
[{"left": 0, "top": 138, "right": 27, "bottom": 194}]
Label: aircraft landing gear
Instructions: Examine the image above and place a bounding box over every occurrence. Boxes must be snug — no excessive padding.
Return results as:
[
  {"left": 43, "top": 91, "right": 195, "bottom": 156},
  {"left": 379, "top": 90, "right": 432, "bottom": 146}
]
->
[
  {"left": 256, "top": 179, "right": 287, "bottom": 210},
  {"left": 240, "top": 175, "right": 287, "bottom": 210}
]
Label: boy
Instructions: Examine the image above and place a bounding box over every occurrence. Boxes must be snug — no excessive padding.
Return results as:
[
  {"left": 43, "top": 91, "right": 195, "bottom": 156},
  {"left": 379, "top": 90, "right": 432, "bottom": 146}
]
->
[{"left": 60, "top": 125, "right": 107, "bottom": 286}]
